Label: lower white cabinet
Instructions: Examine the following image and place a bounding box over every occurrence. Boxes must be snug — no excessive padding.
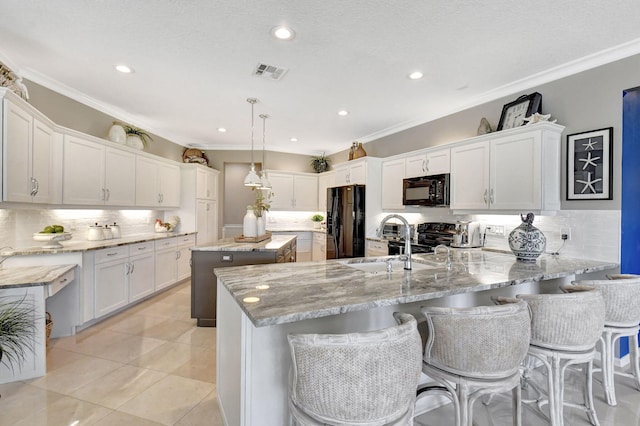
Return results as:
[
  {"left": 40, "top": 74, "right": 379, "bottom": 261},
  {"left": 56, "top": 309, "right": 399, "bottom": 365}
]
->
[
  {"left": 155, "top": 237, "right": 178, "bottom": 291},
  {"left": 128, "top": 242, "right": 155, "bottom": 303},
  {"left": 312, "top": 232, "right": 326, "bottom": 261},
  {"left": 94, "top": 246, "right": 129, "bottom": 318},
  {"left": 177, "top": 234, "right": 196, "bottom": 281}
]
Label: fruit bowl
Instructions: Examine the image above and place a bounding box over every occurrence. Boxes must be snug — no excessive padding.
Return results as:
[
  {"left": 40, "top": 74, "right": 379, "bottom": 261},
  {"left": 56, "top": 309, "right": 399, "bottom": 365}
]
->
[{"left": 33, "top": 232, "right": 72, "bottom": 249}]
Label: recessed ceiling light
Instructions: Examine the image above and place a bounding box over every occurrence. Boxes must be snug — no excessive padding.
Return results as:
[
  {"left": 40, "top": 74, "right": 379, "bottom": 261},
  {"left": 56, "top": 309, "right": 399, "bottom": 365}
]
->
[
  {"left": 338, "top": 110, "right": 349, "bottom": 116},
  {"left": 290, "top": 137, "right": 298, "bottom": 142},
  {"left": 409, "top": 71, "right": 423, "bottom": 80},
  {"left": 272, "top": 26, "right": 295, "bottom": 41},
  {"left": 115, "top": 64, "right": 133, "bottom": 74},
  {"left": 217, "top": 128, "right": 227, "bottom": 133}
]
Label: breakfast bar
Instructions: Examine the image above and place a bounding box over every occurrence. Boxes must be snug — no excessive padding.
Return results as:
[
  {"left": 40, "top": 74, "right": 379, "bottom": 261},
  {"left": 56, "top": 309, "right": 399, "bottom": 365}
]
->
[{"left": 215, "top": 250, "right": 617, "bottom": 426}]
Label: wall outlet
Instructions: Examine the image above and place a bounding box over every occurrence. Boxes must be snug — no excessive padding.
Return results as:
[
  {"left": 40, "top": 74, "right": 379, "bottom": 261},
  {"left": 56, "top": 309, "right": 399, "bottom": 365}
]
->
[
  {"left": 561, "top": 227, "right": 571, "bottom": 241},
  {"left": 485, "top": 225, "right": 505, "bottom": 236}
]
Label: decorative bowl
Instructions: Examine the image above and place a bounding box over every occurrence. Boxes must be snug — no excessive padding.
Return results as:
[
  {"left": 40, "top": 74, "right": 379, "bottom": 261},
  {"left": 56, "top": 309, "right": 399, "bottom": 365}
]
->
[{"left": 33, "top": 232, "right": 72, "bottom": 249}]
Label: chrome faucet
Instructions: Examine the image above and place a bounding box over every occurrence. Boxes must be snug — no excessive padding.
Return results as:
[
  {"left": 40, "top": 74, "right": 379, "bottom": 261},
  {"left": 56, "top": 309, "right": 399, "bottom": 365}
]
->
[
  {"left": 377, "top": 214, "right": 412, "bottom": 270},
  {"left": 434, "top": 244, "right": 452, "bottom": 271}
]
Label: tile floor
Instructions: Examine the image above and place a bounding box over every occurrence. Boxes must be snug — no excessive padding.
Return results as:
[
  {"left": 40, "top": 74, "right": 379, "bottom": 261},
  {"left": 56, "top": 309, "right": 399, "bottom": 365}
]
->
[{"left": 2, "top": 279, "right": 640, "bottom": 425}]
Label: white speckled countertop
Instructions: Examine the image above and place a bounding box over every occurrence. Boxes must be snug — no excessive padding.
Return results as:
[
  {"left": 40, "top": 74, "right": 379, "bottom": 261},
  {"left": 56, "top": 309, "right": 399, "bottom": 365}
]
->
[
  {"left": 191, "top": 235, "right": 296, "bottom": 252},
  {"left": 0, "top": 265, "right": 77, "bottom": 289},
  {"left": 215, "top": 250, "right": 617, "bottom": 327},
  {"left": 0, "top": 232, "right": 196, "bottom": 256}
]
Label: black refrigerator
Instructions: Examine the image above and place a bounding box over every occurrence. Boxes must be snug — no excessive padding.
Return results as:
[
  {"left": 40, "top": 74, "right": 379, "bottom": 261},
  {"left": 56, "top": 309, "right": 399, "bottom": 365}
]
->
[{"left": 326, "top": 185, "right": 366, "bottom": 259}]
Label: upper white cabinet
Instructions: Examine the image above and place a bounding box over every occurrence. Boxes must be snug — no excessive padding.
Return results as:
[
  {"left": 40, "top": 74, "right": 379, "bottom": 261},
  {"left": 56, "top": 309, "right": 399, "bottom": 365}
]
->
[
  {"left": 3, "top": 97, "right": 57, "bottom": 203},
  {"left": 450, "top": 123, "right": 563, "bottom": 212},
  {"left": 63, "top": 134, "right": 136, "bottom": 206},
  {"left": 333, "top": 159, "right": 367, "bottom": 186},
  {"left": 172, "top": 164, "right": 219, "bottom": 244},
  {"left": 135, "top": 156, "right": 180, "bottom": 208},
  {"left": 196, "top": 166, "right": 217, "bottom": 200},
  {"left": 381, "top": 158, "right": 405, "bottom": 210},
  {"left": 405, "top": 148, "right": 450, "bottom": 178},
  {"left": 268, "top": 171, "right": 318, "bottom": 211},
  {"left": 317, "top": 171, "right": 334, "bottom": 214}
]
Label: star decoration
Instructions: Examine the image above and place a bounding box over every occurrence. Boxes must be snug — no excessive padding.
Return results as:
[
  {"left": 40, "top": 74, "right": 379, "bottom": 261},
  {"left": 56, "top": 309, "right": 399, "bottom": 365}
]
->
[
  {"left": 575, "top": 172, "right": 603, "bottom": 194},
  {"left": 578, "top": 152, "right": 601, "bottom": 170},
  {"left": 582, "top": 138, "right": 599, "bottom": 150}
]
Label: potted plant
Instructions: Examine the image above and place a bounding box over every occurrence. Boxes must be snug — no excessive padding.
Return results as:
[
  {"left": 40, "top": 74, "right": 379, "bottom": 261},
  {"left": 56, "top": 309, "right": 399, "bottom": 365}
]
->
[
  {"left": 123, "top": 125, "right": 153, "bottom": 150},
  {"left": 253, "top": 189, "right": 272, "bottom": 235},
  {"left": 310, "top": 153, "right": 330, "bottom": 173},
  {"left": 311, "top": 214, "right": 324, "bottom": 229},
  {"left": 0, "top": 296, "right": 37, "bottom": 375}
]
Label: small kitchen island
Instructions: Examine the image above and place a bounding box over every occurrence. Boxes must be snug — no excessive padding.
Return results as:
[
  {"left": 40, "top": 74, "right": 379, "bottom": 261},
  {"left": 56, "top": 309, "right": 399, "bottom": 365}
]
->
[{"left": 215, "top": 250, "right": 617, "bottom": 426}]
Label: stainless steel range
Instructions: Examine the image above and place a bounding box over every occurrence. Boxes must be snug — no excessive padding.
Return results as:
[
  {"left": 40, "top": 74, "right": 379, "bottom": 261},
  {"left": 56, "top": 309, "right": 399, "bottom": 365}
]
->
[{"left": 386, "top": 222, "right": 456, "bottom": 255}]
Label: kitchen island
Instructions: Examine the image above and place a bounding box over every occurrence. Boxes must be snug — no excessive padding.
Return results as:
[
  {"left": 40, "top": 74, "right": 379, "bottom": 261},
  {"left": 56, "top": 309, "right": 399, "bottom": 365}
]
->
[{"left": 215, "top": 250, "right": 617, "bottom": 426}]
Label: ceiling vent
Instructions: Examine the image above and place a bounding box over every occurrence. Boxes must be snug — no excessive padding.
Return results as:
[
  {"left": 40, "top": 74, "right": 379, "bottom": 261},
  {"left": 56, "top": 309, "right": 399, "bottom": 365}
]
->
[{"left": 254, "top": 63, "right": 288, "bottom": 80}]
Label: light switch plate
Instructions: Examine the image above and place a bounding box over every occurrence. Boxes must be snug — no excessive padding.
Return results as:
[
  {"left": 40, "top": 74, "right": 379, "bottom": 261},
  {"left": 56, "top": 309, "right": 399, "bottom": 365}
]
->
[{"left": 485, "top": 225, "right": 505, "bottom": 236}]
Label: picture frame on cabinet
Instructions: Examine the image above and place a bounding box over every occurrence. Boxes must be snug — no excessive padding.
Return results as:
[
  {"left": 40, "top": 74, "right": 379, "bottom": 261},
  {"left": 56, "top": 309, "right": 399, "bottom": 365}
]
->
[
  {"left": 496, "top": 92, "right": 542, "bottom": 131},
  {"left": 566, "top": 127, "right": 613, "bottom": 200}
]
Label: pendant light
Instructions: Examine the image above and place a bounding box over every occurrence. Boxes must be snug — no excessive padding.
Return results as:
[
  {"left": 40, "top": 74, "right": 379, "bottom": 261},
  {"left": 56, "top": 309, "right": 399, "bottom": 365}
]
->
[
  {"left": 258, "top": 113, "right": 272, "bottom": 190},
  {"left": 243, "top": 97, "right": 261, "bottom": 187}
]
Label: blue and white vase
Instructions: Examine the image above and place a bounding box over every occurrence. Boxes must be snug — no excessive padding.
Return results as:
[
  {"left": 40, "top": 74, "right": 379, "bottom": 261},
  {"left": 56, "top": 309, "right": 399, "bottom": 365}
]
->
[{"left": 508, "top": 213, "right": 546, "bottom": 262}]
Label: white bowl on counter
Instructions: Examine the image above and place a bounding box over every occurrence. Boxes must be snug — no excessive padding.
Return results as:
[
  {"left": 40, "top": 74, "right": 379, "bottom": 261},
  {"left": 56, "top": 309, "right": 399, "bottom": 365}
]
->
[{"left": 33, "top": 232, "right": 73, "bottom": 249}]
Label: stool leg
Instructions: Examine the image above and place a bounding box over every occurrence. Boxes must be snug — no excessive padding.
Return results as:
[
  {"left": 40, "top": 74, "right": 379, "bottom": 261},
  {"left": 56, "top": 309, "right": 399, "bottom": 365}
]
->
[
  {"left": 631, "top": 333, "right": 640, "bottom": 391},
  {"left": 512, "top": 383, "right": 522, "bottom": 426},
  {"left": 457, "top": 382, "right": 471, "bottom": 426},
  {"left": 585, "top": 360, "right": 601, "bottom": 426},
  {"left": 601, "top": 332, "right": 617, "bottom": 406},
  {"left": 550, "top": 354, "right": 564, "bottom": 426}
]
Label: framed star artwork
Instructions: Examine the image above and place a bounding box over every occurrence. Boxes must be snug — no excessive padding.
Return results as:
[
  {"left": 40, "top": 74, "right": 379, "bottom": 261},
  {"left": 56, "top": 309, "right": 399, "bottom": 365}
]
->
[{"left": 567, "top": 127, "right": 613, "bottom": 200}]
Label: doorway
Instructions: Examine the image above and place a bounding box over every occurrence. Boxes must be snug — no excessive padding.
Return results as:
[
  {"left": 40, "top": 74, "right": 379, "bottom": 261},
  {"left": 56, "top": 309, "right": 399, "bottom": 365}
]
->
[{"left": 222, "top": 162, "right": 261, "bottom": 237}]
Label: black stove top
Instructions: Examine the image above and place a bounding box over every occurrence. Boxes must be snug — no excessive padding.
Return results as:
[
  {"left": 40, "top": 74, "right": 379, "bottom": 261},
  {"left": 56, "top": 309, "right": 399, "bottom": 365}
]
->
[{"left": 386, "top": 222, "right": 456, "bottom": 253}]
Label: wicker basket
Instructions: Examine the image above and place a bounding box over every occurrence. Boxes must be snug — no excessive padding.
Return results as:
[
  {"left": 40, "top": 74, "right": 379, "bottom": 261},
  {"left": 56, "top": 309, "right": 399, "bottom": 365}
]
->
[{"left": 45, "top": 312, "right": 53, "bottom": 349}]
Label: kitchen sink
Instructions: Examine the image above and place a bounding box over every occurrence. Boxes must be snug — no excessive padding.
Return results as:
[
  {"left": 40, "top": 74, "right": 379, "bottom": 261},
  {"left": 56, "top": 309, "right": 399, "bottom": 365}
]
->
[{"left": 339, "top": 257, "right": 437, "bottom": 273}]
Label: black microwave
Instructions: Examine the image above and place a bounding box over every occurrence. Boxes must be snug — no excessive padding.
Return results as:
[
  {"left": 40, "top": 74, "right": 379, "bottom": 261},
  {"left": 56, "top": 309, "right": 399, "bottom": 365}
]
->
[{"left": 402, "top": 174, "right": 450, "bottom": 206}]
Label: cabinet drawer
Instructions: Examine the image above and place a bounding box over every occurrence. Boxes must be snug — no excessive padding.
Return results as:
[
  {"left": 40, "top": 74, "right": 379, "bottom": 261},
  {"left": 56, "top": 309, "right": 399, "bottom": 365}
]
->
[
  {"left": 155, "top": 237, "right": 177, "bottom": 251},
  {"left": 177, "top": 234, "right": 196, "bottom": 247},
  {"left": 130, "top": 241, "right": 154, "bottom": 256},
  {"left": 95, "top": 246, "right": 129, "bottom": 263},
  {"left": 47, "top": 269, "right": 75, "bottom": 298}
]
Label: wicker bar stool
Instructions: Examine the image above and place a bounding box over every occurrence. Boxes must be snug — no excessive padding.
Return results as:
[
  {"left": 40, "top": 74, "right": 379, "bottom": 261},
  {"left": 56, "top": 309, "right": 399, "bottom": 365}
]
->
[
  {"left": 287, "top": 312, "right": 422, "bottom": 426},
  {"left": 517, "top": 285, "right": 605, "bottom": 426},
  {"left": 572, "top": 276, "right": 640, "bottom": 406},
  {"left": 419, "top": 300, "right": 531, "bottom": 426}
]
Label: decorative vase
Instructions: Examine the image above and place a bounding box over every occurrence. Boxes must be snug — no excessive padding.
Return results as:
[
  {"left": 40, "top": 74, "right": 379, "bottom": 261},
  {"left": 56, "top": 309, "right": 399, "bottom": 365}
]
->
[
  {"left": 126, "top": 134, "right": 144, "bottom": 150},
  {"left": 108, "top": 122, "right": 127, "bottom": 145},
  {"left": 508, "top": 213, "right": 546, "bottom": 262},
  {"left": 352, "top": 142, "right": 367, "bottom": 159},
  {"left": 313, "top": 221, "right": 321, "bottom": 229},
  {"left": 243, "top": 207, "right": 257, "bottom": 237},
  {"left": 256, "top": 215, "right": 266, "bottom": 236}
]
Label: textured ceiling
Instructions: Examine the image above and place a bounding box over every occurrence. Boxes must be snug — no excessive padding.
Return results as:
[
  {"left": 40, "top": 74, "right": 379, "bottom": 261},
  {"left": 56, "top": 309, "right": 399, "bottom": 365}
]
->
[{"left": 2, "top": 1, "right": 640, "bottom": 155}]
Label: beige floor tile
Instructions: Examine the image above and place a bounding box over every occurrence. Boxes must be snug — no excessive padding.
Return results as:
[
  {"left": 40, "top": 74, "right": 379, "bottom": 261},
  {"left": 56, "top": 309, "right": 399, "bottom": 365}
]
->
[
  {"left": 129, "top": 341, "right": 207, "bottom": 374},
  {"left": 135, "top": 301, "right": 177, "bottom": 319},
  {"left": 14, "top": 394, "right": 112, "bottom": 426},
  {"left": 70, "top": 364, "right": 167, "bottom": 409},
  {"left": 0, "top": 382, "right": 64, "bottom": 426},
  {"left": 52, "top": 328, "right": 130, "bottom": 355},
  {"left": 160, "top": 291, "right": 191, "bottom": 307},
  {"left": 175, "top": 326, "right": 216, "bottom": 349},
  {"left": 118, "top": 375, "right": 214, "bottom": 425},
  {"left": 137, "top": 318, "right": 196, "bottom": 341},
  {"left": 172, "top": 348, "right": 216, "bottom": 383},
  {"left": 94, "top": 334, "right": 167, "bottom": 363},
  {"left": 28, "top": 354, "right": 123, "bottom": 395},
  {"left": 175, "top": 389, "right": 224, "bottom": 426},
  {"left": 45, "top": 346, "right": 87, "bottom": 372},
  {"left": 103, "top": 312, "right": 168, "bottom": 335},
  {"left": 94, "top": 410, "right": 165, "bottom": 425}
]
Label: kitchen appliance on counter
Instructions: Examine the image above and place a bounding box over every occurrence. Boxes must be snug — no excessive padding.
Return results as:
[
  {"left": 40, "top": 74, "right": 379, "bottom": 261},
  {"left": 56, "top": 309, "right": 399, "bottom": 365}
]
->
[
  {"left": 326, "top": 185, "right": 365, "bottom": 259},
  {"left": 402, "top": 174, "right": 450, "bottom": 206},
  {"left": 386, "top": 222, "right": 456, "bottom": 255},
  {"left": 451, "top": 221, "right": 482, "bottom": 248}
]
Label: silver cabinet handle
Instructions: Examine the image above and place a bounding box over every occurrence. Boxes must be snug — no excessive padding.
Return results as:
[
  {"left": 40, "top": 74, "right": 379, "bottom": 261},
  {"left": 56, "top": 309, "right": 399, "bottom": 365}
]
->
[
  {"left": 490, "top": 188, "right": 494, "bottom": 205},
  {"left": 102, "top": 188, "right": 106, "bottom": 201},
  {"left": 425, "top": 159, "right": 429, "bottom": 173},
  {"left": 422, "top": 160, "right": 426, "bottom": 173},
  {"left": 130, "top": 262, "right": 135, "bottom": 275},
  {"left": 125, "top": 263, "right": 130, "bottom": 275},
  {"left": 158, "top": 193, "right": 162, "bottom": 203},
  {"left": 106, "top": 188, "right": 110, "bottom": 201},
  {"left": 483, "top": 189, "right": 488, "bottom": 205},
  {"left": 107, "top": 252, "right": 118, "bottom": 256}
]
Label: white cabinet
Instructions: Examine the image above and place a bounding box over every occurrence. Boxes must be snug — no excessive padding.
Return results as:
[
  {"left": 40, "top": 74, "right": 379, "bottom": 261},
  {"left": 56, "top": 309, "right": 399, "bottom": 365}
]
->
[
  {"left": 450, "top": 123, "right": 562, "bottom": 212},
  {"left": 366, "top": 239, "right": 388, "bottom": 257},
  {"left": 272, "top": 231, "right": 311, "bottom": 262},
  {"left": 94, "top": 246, "right": 129, "bottom": 318},
  {"left": 196, "top": 199, "right": 218, "bottom": 243},
  {"left": 317, "top": 171, "right": 334, "bottom": 214},
  {"left": 172, "top": 164, "right": 219, "bottom": 244},
  {"left": 312, "top": 232, "right": 326, "bottom": 261},
  {"left": 155, "top": 237, "right": 178, "bottom": 291},
  {"left": 135, "top": 156, "right": 181, "bottom": 208},
  {"left": 333, "top": 159, "right": 367, "bottom": 186},
  {"left": 196, "top": 166, "right": 217, "bottom": 200},
  {"left": 268, "top": 171, "right": 318, "bottom": 211},
  {"left": 128, "top": 242, "right": 155, "bottom": 303},
  {"left": 405, "top": 148, "right": 450, "bottom": 178},
  {"left": 63, "top": 134, "right": 136, "bottom": 206},
  {"left": 3, "top": 99, "right": 56, "bottom": 203},
  {"left": 381, "top": 158, "right": 405, "bottom": 210},
  {"left": 176, "top": 234, "right": 196, "bottom": 281}
]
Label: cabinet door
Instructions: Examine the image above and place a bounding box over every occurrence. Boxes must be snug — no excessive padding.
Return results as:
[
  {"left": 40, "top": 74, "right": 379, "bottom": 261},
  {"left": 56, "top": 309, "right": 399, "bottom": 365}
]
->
[
  {"left": 177, "top": 245, "right": 191, "bottom": 281},
  {"left": 312, "top": 232, "right": 326, "bottom": 261},
  {"left": 318, "top": 172, "right": 334, "bottom": 214},
  {"left": 209, "top": 170, "right": 218, "bottom": 201},
  {"left": 129, "top": 252, "right": 155, "bottom": 302},
  {"left": 196, "top": 200, "right": 217, "bottom": 244},
  {"left": 155, "top": 248, "right": 178, "bottom": 290},
  {"left": 425, "top": 148, "right": 451, "bottom": 175},
  {"left": 366, "top": 240, "right": 389, "bottom": 257},
  {"left": 95, "top": 259, "right": 128, "bottom": 318},
  {"left": 381, "top": 158, "right": 405, "bottom": 210},
  {"left": 293, "top": 175, "right": 318, "bottom": 210},
  {"left": 4, "top": 100, "right": 33, "bottom": 202},
  {"left": 405, "top": 154, "right": 427, "bottom": 178},
  {"left": 105, "top": 147, "right": 136, "bottom": 206},
  {"left": 269, "top": 173, "right": 294, "bottom": 210},
  {"left": 63, "top": 135, "right": 106, "bottom": 205},
  {"left": 349, "top": 161, "right": 366, "bottom": 184},
  {"left": 450, "top": 141, "right": 490, "bottom": 210},
  {"left": 135, "top": 156, "right": 160, "bottom": 206},
  {"left": 31, "top": 118, "right": 54, "bottom": 203},
  {"left": 490, "top": 132, "right": 541, "bottom": 210},
  {"left": 158, "top": 162, "right": 181, "bottom": 207},
  {"left": 332, "top": 166, "right": 350, "bottom": 186},
  {"left": 196, "top": 167, "right": 216, "bottom": 200}
]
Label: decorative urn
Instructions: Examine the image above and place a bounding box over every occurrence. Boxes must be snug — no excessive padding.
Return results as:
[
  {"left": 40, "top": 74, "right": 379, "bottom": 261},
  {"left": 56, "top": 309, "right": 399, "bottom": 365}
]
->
[{"left": 508, "top": 213, "right": 546, "bottom": 262}]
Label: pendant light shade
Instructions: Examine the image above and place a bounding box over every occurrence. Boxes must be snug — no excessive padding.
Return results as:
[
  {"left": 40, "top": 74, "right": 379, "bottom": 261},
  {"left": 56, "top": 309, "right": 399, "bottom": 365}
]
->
[
  {"left": 258, "top": 114, "right": 272, "bottom": 190},
  {"left": 244, "top": 97, "right": 261, "bottom": 187}
]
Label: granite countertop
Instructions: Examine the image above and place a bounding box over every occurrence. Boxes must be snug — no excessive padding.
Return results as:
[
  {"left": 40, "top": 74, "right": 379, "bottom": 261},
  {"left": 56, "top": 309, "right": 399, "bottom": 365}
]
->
[
  {"left": 215, "top": 250, "right": 618, "bottom": 327},
  {"left": 0, "top": 264, "right": 77, "bottom": 289},
  {"left": 0, "top": 232, "right": 196, "bottom": 256},
  {"left": 191, "top": 235, "right": 296, "bottom": 252},
  {"left": 268, "top": 228, "right": 326, "bottom": 234}
]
